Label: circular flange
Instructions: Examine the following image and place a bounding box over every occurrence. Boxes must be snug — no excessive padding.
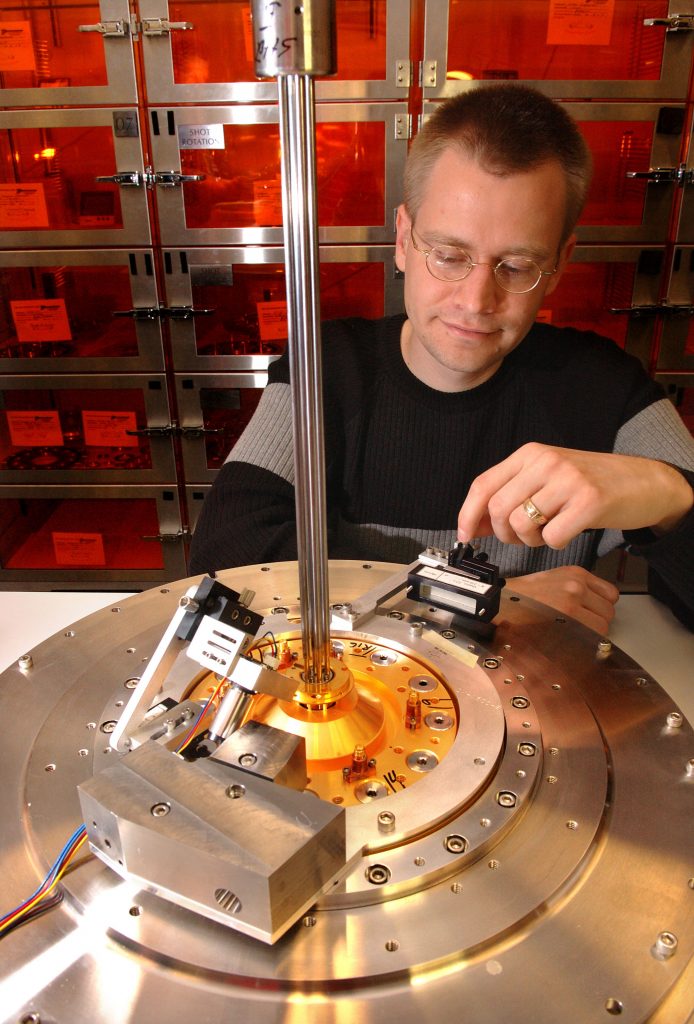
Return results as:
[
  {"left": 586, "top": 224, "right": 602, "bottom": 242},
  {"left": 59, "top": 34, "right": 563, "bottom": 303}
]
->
[{"left": 1, "top": 562, "right": 693, "bottom": 1024}]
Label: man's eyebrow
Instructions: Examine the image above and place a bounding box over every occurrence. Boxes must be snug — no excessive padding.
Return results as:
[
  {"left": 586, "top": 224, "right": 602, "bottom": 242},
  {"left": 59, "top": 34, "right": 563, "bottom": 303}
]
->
[{"left": 423, "top": 231, "right": 552, "bottom": 263}]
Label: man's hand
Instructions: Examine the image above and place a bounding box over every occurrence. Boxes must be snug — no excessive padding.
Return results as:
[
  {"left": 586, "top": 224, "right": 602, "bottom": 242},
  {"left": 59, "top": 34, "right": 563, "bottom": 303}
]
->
[
  {"left": 458, "top": 443, "right": 694, "bottom": 549},
  {"left": 505, "top": 566, "right": 620, "bottom": 635}
]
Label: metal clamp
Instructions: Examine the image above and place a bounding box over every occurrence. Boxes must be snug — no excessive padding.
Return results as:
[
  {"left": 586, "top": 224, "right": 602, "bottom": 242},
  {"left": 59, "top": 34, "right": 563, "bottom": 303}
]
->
[
  {"left": 179, "top": 425, "right": 225, "bottom": 438},
  {"left": 140, "top": 18, "right": 194, "bottom": 35},
  {"left": 625, "top": 165, "right": 692, "bottom": 186},
  {"left": 78, "top": 19, "right": 130, "bottom": 37},
  {"left": 643, "top": 15, "right": 694, "bottom": 32},
  {"left": 141, "top": 529, "right": 192, "bottom": 543},
  {"left": 125, "top": 425, "right": 177, "bottom": 438},
  {"left": 112, "top": 307, "right": 161, "bottom": 320},
  {"left": 162, "top": 305, "right": 215, "bottom": 319},
  {"left": 95, "top": 171, "right": 144, "bottom": 187},
  {"left": 151, "top": 171, "right": 206, "bottom": 187}
]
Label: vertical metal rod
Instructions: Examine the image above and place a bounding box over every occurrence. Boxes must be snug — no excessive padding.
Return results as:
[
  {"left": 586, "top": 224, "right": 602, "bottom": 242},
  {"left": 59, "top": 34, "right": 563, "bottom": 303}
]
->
[{"left": 277, "top": 73, "right": 331, "bottom": 688}]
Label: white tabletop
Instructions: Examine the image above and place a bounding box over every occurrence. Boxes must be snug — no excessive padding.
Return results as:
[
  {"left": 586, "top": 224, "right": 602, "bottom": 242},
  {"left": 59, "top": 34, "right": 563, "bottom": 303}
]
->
[{"left": 0, "top": 590, "right": 692, "bottom": 721}]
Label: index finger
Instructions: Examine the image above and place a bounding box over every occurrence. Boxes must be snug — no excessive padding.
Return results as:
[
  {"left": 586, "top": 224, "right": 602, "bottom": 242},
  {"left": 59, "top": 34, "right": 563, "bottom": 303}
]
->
[{"left": 457, "top": 452, "right": 522, "bottom": 542}]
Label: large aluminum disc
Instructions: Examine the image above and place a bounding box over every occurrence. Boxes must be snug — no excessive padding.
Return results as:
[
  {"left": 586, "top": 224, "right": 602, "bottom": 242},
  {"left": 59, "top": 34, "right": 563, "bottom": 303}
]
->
[{"left": 1, "top": 561, "right": 692, "bottom": 1024}]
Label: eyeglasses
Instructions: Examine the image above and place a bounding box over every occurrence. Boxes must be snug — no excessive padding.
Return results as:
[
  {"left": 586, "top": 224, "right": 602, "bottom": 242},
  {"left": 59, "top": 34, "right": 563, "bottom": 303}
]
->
[{"left": 409, "top": 226, "right": 557, "bottom": 294}]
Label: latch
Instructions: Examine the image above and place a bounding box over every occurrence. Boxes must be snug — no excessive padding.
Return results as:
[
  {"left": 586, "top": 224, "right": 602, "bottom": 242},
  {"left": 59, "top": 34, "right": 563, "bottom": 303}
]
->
[
  {"left": 151, "top": 170, "right": 206, "bottom": 187},
  {"left": 643, "top": 14, "right": 694, "bottom": 32},
  {"left": 112, "top": 306, "right": 161, "bottom": 320},
  {"left": 125, "top": 425, "right": 178, "bottom": 438},
  {"left": 162, "top": 305, "right": 215, "bottom": 319},
  {"left": 78, "top": 19, "right": 130, "bottom": 37},
  {"left": 141, "top": 528, "right": 192, "bottom": 543},
  {"left": 179, "top": 425, "right": 226, "bottom": 438},
  {"left": 609, "top": 305, "right": 663, "bottom": 316},
  {"left": 626, "top": 164, "right": 692, "bottom": 185},
  {"left": 112, "top": 305, "right": 214, "bottom": 320},
  {"left": 95, "top": 171, "right": 144, "bottom": 187},
  {"left": 140, "top": 18, "right": 194, "bottom": 35}
]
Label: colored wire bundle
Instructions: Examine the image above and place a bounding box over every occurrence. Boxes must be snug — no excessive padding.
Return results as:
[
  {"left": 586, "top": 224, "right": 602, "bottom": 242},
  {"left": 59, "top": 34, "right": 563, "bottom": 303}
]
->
[{"left": 0, "top": 823, "right": 89, "bottom": 939}]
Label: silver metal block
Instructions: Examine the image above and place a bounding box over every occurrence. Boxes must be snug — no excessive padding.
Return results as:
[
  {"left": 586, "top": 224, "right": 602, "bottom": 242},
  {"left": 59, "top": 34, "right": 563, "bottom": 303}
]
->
[{"left": 211, "top": 720, "right": 309, "bottom": 790}]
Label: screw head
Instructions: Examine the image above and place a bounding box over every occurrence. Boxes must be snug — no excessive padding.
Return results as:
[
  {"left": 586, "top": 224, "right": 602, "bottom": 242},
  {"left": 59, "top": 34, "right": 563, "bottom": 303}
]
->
[
  {"left": 151, "top": 802, "right": 170, "bottom": 817},
  {"left": 652, "top": 931, "right": 678, "bottom": 960},
  {"left": 667, "top": 712, "right": 684, "bottom": 729},
  {"left": 18, "top": 653, "right": 33, "bottom": 670}
]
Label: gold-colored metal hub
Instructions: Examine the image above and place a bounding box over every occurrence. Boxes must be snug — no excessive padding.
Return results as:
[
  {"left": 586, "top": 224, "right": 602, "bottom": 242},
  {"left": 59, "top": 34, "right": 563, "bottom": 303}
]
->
[{"left": 247, "top": 633, "right": 458, "bottom": 806}]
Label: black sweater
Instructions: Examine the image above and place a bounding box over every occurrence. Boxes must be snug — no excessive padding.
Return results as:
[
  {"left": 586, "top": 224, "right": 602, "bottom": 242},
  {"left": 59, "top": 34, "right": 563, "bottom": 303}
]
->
[{"left": 190, "top": 316, "right": 694, "bottom": 627}]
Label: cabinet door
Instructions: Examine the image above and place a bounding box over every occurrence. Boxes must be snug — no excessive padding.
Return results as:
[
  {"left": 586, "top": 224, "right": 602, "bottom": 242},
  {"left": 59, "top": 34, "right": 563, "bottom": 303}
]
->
[
  {"left": 423, "top": 0, "right": 694, "bottom": 100},
  {"left": 150, "top": 103, "right": 407, "bottom": 245},
  {"left": 163, "top": 245, "right": 402, "bottom": 371},
  {"left": 0, "top": 250, "right": 164, "bottom": 372},
  {"left": 139, "top": 0, "right": 408, "bottom": 103},
  {"left": 0, "top": 485, "right": 187, "bottom": 586},
  {"left": 0, "top": 0, "right": 137, "bottom": 106},
  {"left": 0, "top": 108, "right": 150, "bottom": 246}
]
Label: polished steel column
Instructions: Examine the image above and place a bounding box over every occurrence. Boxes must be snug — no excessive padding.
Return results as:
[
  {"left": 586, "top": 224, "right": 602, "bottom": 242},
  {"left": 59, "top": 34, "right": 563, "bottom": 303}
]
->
[{"left": 252, "top": 1, "right": 336, "bottom": 688}]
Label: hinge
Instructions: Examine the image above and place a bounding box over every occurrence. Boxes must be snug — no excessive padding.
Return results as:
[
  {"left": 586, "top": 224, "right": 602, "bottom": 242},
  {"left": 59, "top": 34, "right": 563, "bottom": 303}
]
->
[
  {"left": 643, "top": 14, "right": 694, "bottom": 32},
  {"left": 395, "top": 59, "right": 412, "bottom": 88},
  {"left": 394, "top": 113, "right": 411, "bottom": 140},
  {"left": 140, "top": 18, "right": 194, "bottom": 36},
  {"left": 608, "top": 304, "right": 694, "bottom": 317},
  {"left": 609, "top": 305, "right": 663, "bottom": 316},
  {"left": 422, "top": 60, "right": 437, "bottom": 88},
  {"left": 125, "top": 424, "right": 178, "bottom": 438}
]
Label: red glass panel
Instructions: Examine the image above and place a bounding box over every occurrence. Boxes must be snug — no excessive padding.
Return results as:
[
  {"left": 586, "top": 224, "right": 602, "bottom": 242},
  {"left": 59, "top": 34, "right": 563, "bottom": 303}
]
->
[
  {"left": 180, "top": 121, "right": 385, "bottom": 229},
  {"left": 0, "top": 387, "right": 152, "bottom": 471},
  {"left": 0, "top": 125, "right": 122, "bottom": 231},
  {"left": 199, "top": 387, "right": 263, "bottom": 469},
  {"left": 0, "top": 498, "right": 165, "bottom": 569},
  {"left": 169, "top": 0, "right": 386, "bottom": 86},
  {"left": 579, "top": 122, "right": 652, "bottom": 228},
  {"left": 446, "top": 0, "right": 669, "bottom": 82},
  {"left": 0, "top": 264, "right": 137, "bottom": 358},
  {"left": 190, "top": 261, "right": 384, "bottom": 357},
  {"left": 0, "top": 0, "right": 108, "bottom": 89},
  {"left": 537, "top": 261, "right": 637, "bottom": 347}
]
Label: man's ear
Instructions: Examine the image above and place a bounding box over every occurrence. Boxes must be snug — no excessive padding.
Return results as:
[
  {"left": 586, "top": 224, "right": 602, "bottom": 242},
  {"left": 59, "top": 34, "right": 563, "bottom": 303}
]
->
[
  {"left": 544, "top": 233, "right": 576, "bottom": 296},
  {"left": 394, "top": 204, "right": 411, "bottom": 274}
]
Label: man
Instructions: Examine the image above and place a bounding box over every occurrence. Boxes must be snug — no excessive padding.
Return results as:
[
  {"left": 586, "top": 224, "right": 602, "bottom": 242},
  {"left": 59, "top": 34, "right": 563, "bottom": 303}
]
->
[{"left": 189, "top": 85, "right": 694, "bottom": 635}]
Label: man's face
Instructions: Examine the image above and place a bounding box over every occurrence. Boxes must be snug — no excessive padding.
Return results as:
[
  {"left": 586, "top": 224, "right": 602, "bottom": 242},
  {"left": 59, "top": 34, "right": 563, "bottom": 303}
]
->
[{"left": 395, "top": 148, "right": 575, "bottom": 392}]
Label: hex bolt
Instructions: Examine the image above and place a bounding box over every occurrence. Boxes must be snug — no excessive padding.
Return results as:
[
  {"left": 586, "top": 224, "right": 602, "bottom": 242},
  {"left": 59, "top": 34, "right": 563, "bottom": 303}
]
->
[
  {"left": 100, "top": 720, "right": 117, "bottom": 734},
  {"left": 238, "top": 753, "right": 257, "bottom": 768},
  {"left": 685, "top": 759, "right": 694, "bottom": 778},
  {"left": 667, "top": 712, "right": 684, "bottom": 729},
  {"left": 179, "top": 596, "right": 199, "bottom": 612},
  {"left": 377, "top": 810, "right": 396, "bottom": 833},
  {"left": 511, "top": 696, "right": 530, "bottom": 709},
  {"left": 409, "top": 621, "right": 424, "bottom": 638},
  {"left": 271, "top": 606, "right": 288, "bottom": 615},
  {"left": 387, "top": 611, "right": 404, "bottom": 620},
  {"left": 497, "top": 791, "right": 517, "bottom": 808},
  {"left": 651, "top": 931, "right": 678, "bottom": 961},
  {"left": 518, "top": 743, "right": 536, "bottom": 757},
  {"left": 440, "top": 629, "right": 456, "bottom": 639},
  {"left": 483, "top": 658, "right": 500, "bottom": 669},
  {"left": 17, "top": 653, "right": 33, "bottom": 670},
  {"left": 151, "top": 802, "right": 170, "bottom": 817},
  {"left": 597, "top": 639, "right": 612, "bottom": 655}
]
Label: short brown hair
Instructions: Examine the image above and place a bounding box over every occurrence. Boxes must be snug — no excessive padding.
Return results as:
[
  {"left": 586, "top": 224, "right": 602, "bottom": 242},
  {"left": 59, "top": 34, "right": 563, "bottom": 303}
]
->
[{"left": 404, "top": 85, "right": 592, "bottom": 242}]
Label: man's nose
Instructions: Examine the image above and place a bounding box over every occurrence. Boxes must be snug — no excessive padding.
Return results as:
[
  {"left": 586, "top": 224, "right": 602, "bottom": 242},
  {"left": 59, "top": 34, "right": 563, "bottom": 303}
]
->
[{"left": 450, "top": 263, "right": 498, "bottom": 312}]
